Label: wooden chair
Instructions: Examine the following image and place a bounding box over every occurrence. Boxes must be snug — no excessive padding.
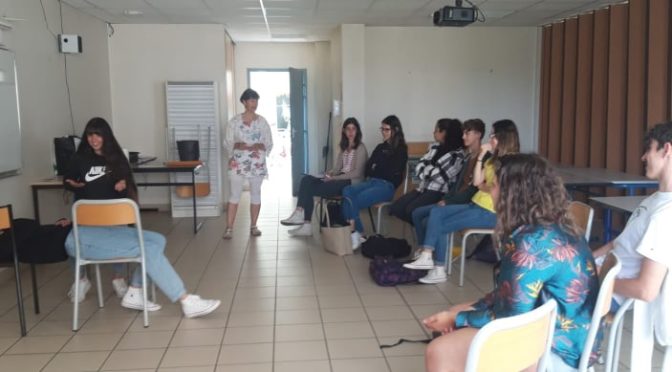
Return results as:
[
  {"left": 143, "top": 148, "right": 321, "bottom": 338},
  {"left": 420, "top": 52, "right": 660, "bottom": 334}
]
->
[
  {"left": 465, "top": 299, "right": 558, "bottom": 372},
  {"left": 577, "top": 252, "right": 621, "bottom": 371},
  {"left": 0, "top": 205, "right": 27, "bottom": 336},
  {"left": 569, "top": 201, "right": 594, "bottom": 242},
  {"left": 71, "top": 198, "right": 151, "bottom": 331}
]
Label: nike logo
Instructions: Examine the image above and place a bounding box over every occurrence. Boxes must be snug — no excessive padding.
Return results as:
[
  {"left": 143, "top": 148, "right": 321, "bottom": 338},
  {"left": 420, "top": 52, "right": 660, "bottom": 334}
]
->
[{"left": 84, "top": 166, "right": 107, "bottom": 182}]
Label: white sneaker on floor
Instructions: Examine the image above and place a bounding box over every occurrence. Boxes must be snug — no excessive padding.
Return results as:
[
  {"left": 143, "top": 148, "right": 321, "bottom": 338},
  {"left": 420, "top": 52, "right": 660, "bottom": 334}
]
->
[
  {"left": 351, "top": 231, "right": 363, "bottom": 250},
  {"left": 403, "top": 251, "right": 435, "bottom": 270},
  {"left": 288, "top": 223, "right": 312, "bottom": 236},
  {"left": 412, "top": 248, "right": 423, "bottom": 260},
  {"left": 112, "top": 278, "right": 128, "bottom": 298},
  {"left": 181, "top": 294, "right": 221, "bottom": 318},
  {"left": 121, "top": 287, "right": 162, "bottom": 311},
  {"left": 419, "top": 266, "right": 448, "bottom": 284},
  {"left": 281, "top": 209, "right": 305, "bottom": 226},
  {"left": 68, "top": 278, "right": 91, "bottom": 303}
]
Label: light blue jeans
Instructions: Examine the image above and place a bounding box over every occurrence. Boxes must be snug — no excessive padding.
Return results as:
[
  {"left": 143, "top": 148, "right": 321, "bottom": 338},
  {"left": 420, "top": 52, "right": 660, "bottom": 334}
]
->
[
  {"left": 411, "top": 204, "right": 447, "bottom": 263},
  {"left": 341, "top": 178, "right": 396, "bottom": 232},
  {"left": 65, "top": 226, "right": 186, "bottom": 302},
  {"left": 421, "top": 203, "right": 496, "bottom": 265}
]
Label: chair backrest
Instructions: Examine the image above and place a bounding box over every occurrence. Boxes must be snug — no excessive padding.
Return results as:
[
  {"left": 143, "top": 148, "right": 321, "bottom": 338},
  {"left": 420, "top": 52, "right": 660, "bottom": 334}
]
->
[
  {"left": 72, "top": 199, "right": 140, "bottom": 226},
  {"left": 569, "top": 201, "right": 594, "bottom": 242},
  {"left": 0, "top": 205, "right": 11, "bottom": 230},
  {"left": 465, "top": 299, "right": 557, "bottom": 372},
  {"left": 578, "top": 252, "right": 621, "bottom": 371}
]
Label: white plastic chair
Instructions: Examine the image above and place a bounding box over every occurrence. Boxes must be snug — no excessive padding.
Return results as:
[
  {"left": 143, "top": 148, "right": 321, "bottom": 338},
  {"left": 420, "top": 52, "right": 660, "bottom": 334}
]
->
[
  {"left": 465, "top": 299, "right": 558, "bottom": 372},
  {"left": 577, "top": 252, "right": 621, "bottom": 371},
  {"left": 71, "top": 198, "right": 151, "bottom": 331}
]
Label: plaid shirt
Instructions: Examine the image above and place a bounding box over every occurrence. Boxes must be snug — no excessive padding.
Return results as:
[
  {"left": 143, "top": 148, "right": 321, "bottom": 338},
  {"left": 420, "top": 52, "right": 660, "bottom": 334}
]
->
[{"left": 415, "top": 145, "right": 466, "bottom": 193}]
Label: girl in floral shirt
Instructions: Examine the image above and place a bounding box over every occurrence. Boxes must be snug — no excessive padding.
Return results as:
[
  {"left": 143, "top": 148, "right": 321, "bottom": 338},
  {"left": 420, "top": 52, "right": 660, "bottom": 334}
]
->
[{"left": 423, "top": 153, "right": 599, "bottom": 372}]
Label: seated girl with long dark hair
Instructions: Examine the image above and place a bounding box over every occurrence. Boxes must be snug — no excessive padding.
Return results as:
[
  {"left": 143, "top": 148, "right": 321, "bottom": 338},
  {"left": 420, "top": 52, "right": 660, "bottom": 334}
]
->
[
  {"left": 389, "top": 118, "right": 465, "bottom": 224},
  {"left": 63, "top": 117, "right": 220, "bottom": 318},
  {"left": 281, "top": 117, "right": 368, "bottom": 236}
]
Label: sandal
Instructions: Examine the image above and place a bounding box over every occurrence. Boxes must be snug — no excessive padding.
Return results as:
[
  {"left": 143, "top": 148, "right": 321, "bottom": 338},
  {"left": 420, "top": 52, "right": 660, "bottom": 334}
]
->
[
  {"left": 223, "top": 228, "right": 233, "bottom": 240},
  {"left": 250, "top": 226, "right": 262, "bottom": 237}
]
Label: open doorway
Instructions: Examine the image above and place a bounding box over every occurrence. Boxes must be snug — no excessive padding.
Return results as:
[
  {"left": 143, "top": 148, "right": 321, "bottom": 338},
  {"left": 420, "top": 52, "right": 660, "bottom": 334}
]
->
[{"left": 248, "top": 68, "right": 308, "bottom": 196}]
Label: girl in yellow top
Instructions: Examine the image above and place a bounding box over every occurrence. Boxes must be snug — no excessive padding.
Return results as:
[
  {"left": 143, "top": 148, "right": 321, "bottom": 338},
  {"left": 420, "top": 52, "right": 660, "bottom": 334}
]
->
[{"left": 404, "top": 120, "right": 520, "bottom": 284}]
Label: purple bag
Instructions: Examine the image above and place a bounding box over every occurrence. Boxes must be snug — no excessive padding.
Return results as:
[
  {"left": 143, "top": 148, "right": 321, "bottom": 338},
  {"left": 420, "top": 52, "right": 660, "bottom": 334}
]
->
[{"left": 369, "top": 256, "right": 428, "bottom": 286}]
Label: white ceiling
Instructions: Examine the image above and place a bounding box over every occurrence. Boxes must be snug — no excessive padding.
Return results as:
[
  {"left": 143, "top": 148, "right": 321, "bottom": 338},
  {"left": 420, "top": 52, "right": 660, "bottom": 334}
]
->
[{"left": 62, "top": 0, "right": 625, "bottom": 42}]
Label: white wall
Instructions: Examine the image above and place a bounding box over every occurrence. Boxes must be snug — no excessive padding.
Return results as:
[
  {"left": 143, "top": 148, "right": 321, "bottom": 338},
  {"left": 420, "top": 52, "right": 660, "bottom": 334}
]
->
[
  {"left": 234, "top": 42, "right": 332, "bottom": 174},
  {"left": 337, "top": 26, "right": 539, "bottom": 153},
  {"left": 0, "top": 0, "right": 111, "bottom": 220},
  {"left": 108, "top": 24, "right": 228, "bottom": 207}
]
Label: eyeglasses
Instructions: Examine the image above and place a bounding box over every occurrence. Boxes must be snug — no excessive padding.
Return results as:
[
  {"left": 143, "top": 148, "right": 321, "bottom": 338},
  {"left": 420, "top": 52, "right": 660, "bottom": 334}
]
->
[{"left": 380, "top": 127, "right": 392, "bottom": 132}]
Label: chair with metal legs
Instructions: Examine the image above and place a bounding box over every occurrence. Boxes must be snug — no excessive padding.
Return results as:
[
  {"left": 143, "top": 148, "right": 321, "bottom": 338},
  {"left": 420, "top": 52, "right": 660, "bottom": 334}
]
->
[
  {"left": 0, "top": 204, "right": 27, "bottom": 336},
  {"left": 71, "top": 198, "right": 151, "bottom": 331}
]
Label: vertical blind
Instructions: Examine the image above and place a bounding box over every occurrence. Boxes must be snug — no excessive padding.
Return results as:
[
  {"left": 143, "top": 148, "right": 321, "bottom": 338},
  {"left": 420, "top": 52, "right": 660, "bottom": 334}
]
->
[{"left": 538, "top": 0, "right": 671, "bottom": 175}]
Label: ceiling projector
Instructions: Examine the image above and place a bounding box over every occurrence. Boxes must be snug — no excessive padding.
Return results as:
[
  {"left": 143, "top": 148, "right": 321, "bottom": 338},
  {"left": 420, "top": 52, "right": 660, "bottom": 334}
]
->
[{"left": 433, "top": 0, "right": 477, "bottom": 27}]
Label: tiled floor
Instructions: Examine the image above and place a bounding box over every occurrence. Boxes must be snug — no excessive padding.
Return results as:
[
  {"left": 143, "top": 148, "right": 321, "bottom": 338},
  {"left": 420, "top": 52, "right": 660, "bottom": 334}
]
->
[{"left": 0, "top": 183, "right": 666, "bottom": 371}]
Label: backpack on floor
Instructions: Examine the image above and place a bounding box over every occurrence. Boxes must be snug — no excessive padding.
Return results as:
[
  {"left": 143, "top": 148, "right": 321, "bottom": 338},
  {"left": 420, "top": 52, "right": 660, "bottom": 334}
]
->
[
  {"left": 467, "top": 235, "right": 499, "bottom": 263},
  {"left": 361, "top": 235, "right": 412, "bottom": 259},
  {"left": 369, "top": 256, "right": 428, "bottom": 286}
]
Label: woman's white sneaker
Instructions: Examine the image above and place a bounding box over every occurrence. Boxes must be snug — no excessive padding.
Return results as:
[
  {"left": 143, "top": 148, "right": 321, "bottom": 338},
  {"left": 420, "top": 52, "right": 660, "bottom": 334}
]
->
[
  {"left": 281, "top": 209, "right": 305, "bottom": 225},
  {"left": 181, "top": 295, "right": 221, "bottom": 318},
  {"left": 288, "top": 223, "right": 312, "bottom": 236},
  {"left": 419, "top": 266, "right": 447, "bottom": 284},
  {"left": 112, "top": 278, "right": 129, "bottom": 298},
  {"left": 351, "top": 231, "right": 363, "bottom": 250},
  {"left": 403, "top": 251, "right": 435, "bottom": 270},
  {"left": 121, "top": 287, "right": 162, "bottom": 311},
  {"left": 68, "top": 278, "right": 91, "bottom": 303}
]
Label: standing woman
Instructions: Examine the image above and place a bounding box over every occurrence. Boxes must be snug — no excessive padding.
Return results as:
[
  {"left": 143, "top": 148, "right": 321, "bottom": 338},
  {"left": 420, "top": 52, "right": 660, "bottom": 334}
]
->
[
  {"left": 405, "top": 119, "right": 520, "bottom": 284},
  {"left": 281, "top": 117, "right": 368, "bottom": 236},
  {"left": 223, "top": 89, "right": 273, "bottom": 239},
  {"left": 389, "top": 118, "right": 465, "bottom": 224},
  {"left": 422, "top": 154, "right": 599, "bottom": 371},
  {"left": 64, "top": 117, "right": 221, "bottom": 318},
  {"left": 341, "top": 115, "right": 408, "bottom": 249}
]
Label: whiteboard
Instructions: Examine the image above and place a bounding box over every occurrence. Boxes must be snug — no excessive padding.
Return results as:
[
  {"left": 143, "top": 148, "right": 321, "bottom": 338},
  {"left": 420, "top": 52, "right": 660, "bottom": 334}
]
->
[{"left": 0, "top": 48, "right": 21, "bottom": 176}]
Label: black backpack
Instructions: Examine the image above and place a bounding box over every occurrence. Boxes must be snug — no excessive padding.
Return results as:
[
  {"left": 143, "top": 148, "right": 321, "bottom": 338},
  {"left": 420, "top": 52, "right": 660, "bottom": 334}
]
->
[
  {"left": 369, "top": 256, "right": 428, "bottom": 286},
  {"left": 361, "top": 235, "right": 411, "bottom": 259}
]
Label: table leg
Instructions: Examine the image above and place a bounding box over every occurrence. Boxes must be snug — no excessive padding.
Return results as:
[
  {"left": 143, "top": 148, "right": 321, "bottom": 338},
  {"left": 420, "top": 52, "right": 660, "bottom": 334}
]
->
[
  {"left": 192, "top": 171, "right": 197, "bottom": 234},
  {"left": 603, "top": 208, "right": 612, "bottom": 243},
  {"left": 32, "top": 186, "right": 41, "bottom": 225}
]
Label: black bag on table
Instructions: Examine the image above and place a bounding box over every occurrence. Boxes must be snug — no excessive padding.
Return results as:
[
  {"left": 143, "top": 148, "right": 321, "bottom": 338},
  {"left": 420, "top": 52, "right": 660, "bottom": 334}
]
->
[
  {"left": 54, "top": 136, "right": 80, "bottom": 176},
  {"left": 361, "top": 234, "right": 412, "bottom": 259}
]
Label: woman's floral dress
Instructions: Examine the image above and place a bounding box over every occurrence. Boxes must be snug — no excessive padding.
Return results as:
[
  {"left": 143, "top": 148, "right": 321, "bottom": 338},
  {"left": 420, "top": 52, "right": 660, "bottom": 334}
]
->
[{"left": 224, "top": 114, "right": 273, "bottom": 177}]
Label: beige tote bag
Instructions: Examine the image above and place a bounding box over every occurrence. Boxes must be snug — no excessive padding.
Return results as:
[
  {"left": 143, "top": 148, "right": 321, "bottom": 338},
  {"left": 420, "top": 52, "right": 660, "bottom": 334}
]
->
[{"left": 320, "top": 199, "right": 353, "bottom": 256}]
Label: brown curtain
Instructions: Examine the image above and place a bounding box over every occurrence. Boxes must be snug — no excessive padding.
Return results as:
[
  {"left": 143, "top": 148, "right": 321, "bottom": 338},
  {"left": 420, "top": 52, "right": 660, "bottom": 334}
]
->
[{"left": 539, "top": 0, "right": 672, "bottom": 174}]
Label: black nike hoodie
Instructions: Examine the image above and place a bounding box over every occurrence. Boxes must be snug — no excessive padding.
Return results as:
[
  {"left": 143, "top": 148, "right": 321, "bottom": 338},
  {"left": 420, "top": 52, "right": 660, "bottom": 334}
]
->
[{"left": 63, "top": 153, "right": 129, "bottom": 200}]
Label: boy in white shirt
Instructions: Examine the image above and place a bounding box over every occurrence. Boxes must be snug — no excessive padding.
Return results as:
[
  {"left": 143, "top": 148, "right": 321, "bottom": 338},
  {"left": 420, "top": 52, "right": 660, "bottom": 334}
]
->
[{"left": 594, "top": 122, "right": 672, "bottom": 304}]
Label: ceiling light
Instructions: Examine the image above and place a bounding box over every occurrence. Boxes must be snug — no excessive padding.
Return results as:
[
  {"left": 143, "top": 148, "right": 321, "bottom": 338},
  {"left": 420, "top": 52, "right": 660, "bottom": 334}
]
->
[
  {"left": 123, "top": 9, "right": 144, "bottom": 16},
  {"left": 259, "top": 0, "right": 271, "bottom": 37}
]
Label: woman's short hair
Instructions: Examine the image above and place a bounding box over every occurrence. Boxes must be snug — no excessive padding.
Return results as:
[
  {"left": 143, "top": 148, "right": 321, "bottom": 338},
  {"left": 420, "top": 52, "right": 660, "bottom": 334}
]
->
[
  {"left": 494, "top": 153, "right": 580, "bottom": 241},
  {"left": 339, "top": 117, "right": 362, "bottom": 151},
  {"left": 463, "top": 119, "right": 485, "bottom": 139},
  {"left": 240, "top": 88, "right": 260, "bottom": 103},
  {"left": 492, "top": 119, "right": 520, "bottom": 157}
]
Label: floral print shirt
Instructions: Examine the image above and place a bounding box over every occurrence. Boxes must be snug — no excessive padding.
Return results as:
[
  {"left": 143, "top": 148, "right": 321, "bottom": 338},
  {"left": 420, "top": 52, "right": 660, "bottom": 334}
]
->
[
  {"left": 454, "top": 224, "right": 600, "bottom": 368},
  {"left": 224, "top": 114, "right": 273, "bottom": 177}
]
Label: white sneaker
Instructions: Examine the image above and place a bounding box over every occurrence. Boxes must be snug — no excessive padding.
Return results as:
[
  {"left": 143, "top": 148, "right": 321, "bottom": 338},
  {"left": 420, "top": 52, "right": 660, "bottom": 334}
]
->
[
  {"left": 419, "top": 266, "right": 448, "bottom": 284},
  {"left": 351, "top": 231, "right": 362, "bottom": 250},
  {"left": 112, "top": 278, "right": 128, "bottom": 298},
  {"left": 181, "top": 294, "right": 221, "bottom": 318},
  {"left": 412, "top": 248, "right": 423, "bottom": 260},
  {"left": 68, "top": 278, "right": 91, "bottom": 303},
  {"left": 288, "top": 223, "right": 313, "bottom": 236},
  {"left": 281, "top": 209, "right": 305, "bottom": 226},
  {"left": 121, "top": 287, "right": 162, "bottom": 311},
  {"left": 403, "top": 251, "right": 435, "bottom": 270}
]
